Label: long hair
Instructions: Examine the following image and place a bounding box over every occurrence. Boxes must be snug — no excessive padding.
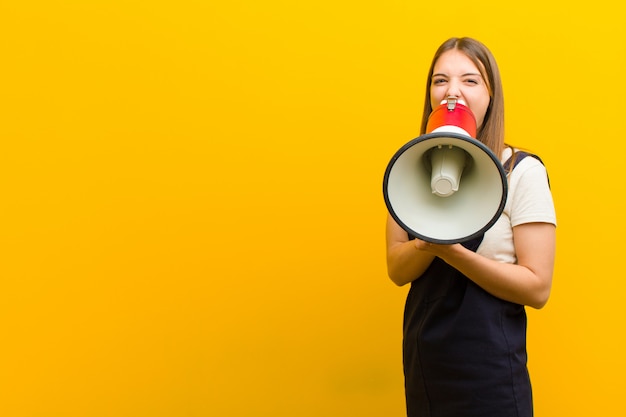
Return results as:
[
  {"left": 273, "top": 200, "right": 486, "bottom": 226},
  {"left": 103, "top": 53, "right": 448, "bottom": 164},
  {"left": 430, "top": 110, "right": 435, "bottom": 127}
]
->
[{"left": 420, "top": 37, "right": 507, "bottom": 159}]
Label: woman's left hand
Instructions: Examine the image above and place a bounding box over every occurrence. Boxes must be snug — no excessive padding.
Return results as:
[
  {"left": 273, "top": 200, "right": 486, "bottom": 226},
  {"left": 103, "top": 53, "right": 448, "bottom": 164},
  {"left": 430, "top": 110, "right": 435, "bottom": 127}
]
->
[{"left": 413, "top": 239, "right": 460, "bottom": 257}]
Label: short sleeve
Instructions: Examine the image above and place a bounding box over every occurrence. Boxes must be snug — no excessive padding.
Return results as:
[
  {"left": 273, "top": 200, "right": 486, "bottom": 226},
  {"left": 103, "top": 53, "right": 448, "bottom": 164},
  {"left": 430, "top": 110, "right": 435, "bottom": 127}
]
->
[{"left": 508, "top": 157, "right": 556, "bottom": 227}]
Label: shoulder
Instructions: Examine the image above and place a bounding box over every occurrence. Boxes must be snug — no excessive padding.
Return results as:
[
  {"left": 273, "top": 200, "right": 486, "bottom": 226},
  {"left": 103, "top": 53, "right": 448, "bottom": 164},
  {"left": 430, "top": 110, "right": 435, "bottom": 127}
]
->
[
  {"left": 514, "top": 153, "right": 547, "bottom": 174},
  {"left": 509, "top": 153, "right": 549, "bottom": 186},
  {"left": 502, "top": 149, "right": 549, "bottom": 184},
  {"left": 506, "top": 152, "right": 556, "bottom": 226}
]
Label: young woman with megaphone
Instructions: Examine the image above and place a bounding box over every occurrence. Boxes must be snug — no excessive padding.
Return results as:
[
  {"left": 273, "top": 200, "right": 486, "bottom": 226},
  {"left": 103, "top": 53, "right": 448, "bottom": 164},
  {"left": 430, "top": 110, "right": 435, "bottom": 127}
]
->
[{"left": 384, "top": 37, "right": 556, "bottom": 417}]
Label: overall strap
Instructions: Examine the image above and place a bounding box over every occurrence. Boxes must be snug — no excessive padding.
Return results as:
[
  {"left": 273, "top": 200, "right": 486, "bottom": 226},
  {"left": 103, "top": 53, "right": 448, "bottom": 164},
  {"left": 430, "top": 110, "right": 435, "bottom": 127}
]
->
[{"left": 503, "top": 151, "right": 550, "bottom": 187}]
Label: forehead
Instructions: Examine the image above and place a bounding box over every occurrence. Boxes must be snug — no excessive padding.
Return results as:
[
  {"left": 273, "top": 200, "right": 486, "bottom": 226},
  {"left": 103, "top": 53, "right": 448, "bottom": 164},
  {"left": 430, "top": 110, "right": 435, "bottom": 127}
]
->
[{"left": 433, "top": 49, "right": 481, "bottom": 74}]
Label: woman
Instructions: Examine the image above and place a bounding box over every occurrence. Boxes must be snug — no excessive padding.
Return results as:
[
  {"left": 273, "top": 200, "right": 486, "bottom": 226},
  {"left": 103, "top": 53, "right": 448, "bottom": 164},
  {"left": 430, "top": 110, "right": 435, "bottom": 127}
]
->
[{"left": 386, "top": 37, "right": 556, "bottom": 417}]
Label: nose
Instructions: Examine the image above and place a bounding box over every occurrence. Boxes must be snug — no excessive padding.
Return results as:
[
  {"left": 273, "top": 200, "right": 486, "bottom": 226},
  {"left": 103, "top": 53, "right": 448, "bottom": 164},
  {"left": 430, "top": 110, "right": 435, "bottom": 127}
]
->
[{"left": 445, "top": 79, "right": 462, "bottom": 100}]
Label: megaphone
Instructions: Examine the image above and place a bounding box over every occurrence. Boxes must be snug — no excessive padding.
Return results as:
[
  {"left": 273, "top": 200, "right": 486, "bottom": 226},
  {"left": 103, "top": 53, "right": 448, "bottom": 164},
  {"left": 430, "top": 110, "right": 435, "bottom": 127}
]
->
[{"left": 382, "top": 97, "right": 507, "bottom": 244}]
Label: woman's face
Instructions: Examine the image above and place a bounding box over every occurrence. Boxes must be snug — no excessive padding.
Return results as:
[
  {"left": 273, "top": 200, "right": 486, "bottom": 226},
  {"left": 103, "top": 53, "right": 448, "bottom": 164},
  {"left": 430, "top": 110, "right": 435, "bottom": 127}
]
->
[{"left": 430, "top": 49, "right": 491, "bottom": 129}]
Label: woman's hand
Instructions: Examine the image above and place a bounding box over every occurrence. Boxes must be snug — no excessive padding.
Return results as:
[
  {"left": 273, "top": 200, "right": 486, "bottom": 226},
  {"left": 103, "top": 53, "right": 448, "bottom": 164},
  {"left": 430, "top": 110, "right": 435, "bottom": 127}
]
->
[{"left": 412, "top": 239, "right": 460, "bottom": 257}]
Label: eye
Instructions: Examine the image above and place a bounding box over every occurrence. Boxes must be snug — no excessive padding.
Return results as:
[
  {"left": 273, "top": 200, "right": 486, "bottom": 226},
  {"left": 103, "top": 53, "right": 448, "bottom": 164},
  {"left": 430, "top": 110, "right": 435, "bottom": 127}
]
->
[
  {"left": 464, "top": 78, "right": 480, "bottom": 85},
  {"left": 432, "top": 78, "right": 447, "bottom": 85}
]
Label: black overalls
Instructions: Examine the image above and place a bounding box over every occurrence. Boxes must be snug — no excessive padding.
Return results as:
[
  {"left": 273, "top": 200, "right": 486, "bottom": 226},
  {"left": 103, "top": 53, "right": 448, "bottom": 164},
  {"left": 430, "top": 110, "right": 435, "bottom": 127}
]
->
[{"left": 402, "top": 153, "right": 541, "bottom": 417}]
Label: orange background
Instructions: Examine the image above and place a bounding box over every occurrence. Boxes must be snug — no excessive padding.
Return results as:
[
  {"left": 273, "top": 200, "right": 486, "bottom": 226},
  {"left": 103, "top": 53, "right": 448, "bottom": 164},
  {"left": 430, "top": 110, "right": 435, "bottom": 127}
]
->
[{"left": 0, "top": 1, "right": 624, "bottom": 416}]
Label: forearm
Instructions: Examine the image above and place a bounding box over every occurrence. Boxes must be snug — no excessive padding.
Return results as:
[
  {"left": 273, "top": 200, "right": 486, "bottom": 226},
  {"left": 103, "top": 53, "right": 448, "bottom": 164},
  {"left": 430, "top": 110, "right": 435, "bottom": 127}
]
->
[
  {"left": 386, "top": 240, "right": 436, "bottom": 287},
  {"left": 436, "top": 244, "right": 551, "bottom": 308}
]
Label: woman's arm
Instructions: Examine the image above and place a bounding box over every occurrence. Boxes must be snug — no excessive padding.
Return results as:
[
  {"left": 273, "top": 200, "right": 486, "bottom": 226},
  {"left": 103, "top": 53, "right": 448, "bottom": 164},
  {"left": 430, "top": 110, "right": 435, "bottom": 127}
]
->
[
  {"left": 385, "top": 214, "right": 436, "bottom": 286},
  {"left": 417, "top": 222, "right": 556, "bottom": 309}
]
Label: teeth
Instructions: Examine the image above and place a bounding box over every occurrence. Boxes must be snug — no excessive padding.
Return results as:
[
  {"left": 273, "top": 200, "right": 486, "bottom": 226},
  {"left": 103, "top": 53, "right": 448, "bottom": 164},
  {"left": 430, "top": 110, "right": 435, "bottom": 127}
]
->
[{"left": 440, "top": 98, "right": 467, "bottom": 106}]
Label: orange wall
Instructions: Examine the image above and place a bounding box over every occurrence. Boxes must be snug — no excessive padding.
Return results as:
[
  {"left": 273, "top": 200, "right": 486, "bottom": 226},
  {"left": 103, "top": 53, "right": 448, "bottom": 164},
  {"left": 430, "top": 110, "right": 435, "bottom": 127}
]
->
[{"left": 0, "top": 1, "right": 624, "bottom": 416}]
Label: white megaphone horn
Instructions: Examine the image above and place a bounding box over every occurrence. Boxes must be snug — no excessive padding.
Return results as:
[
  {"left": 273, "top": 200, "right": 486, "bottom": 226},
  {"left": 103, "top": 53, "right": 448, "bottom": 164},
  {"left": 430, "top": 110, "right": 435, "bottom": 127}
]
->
[{"left": 382, "top": 97, "right": 508, "bottom": 244}]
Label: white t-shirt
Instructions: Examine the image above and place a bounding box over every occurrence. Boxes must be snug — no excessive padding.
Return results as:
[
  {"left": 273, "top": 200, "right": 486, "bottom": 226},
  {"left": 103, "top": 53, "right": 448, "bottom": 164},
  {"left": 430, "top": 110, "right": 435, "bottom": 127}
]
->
[{"left": 477, "top": 148, "right": 557, "bottom": 264}]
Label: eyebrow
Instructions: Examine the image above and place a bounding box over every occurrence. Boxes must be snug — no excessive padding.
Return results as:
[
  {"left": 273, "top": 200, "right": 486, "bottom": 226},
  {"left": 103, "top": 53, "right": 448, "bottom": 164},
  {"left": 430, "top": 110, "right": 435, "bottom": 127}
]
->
[{"left": 432, "top": 72, "right": 482, "bottom": 78}]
